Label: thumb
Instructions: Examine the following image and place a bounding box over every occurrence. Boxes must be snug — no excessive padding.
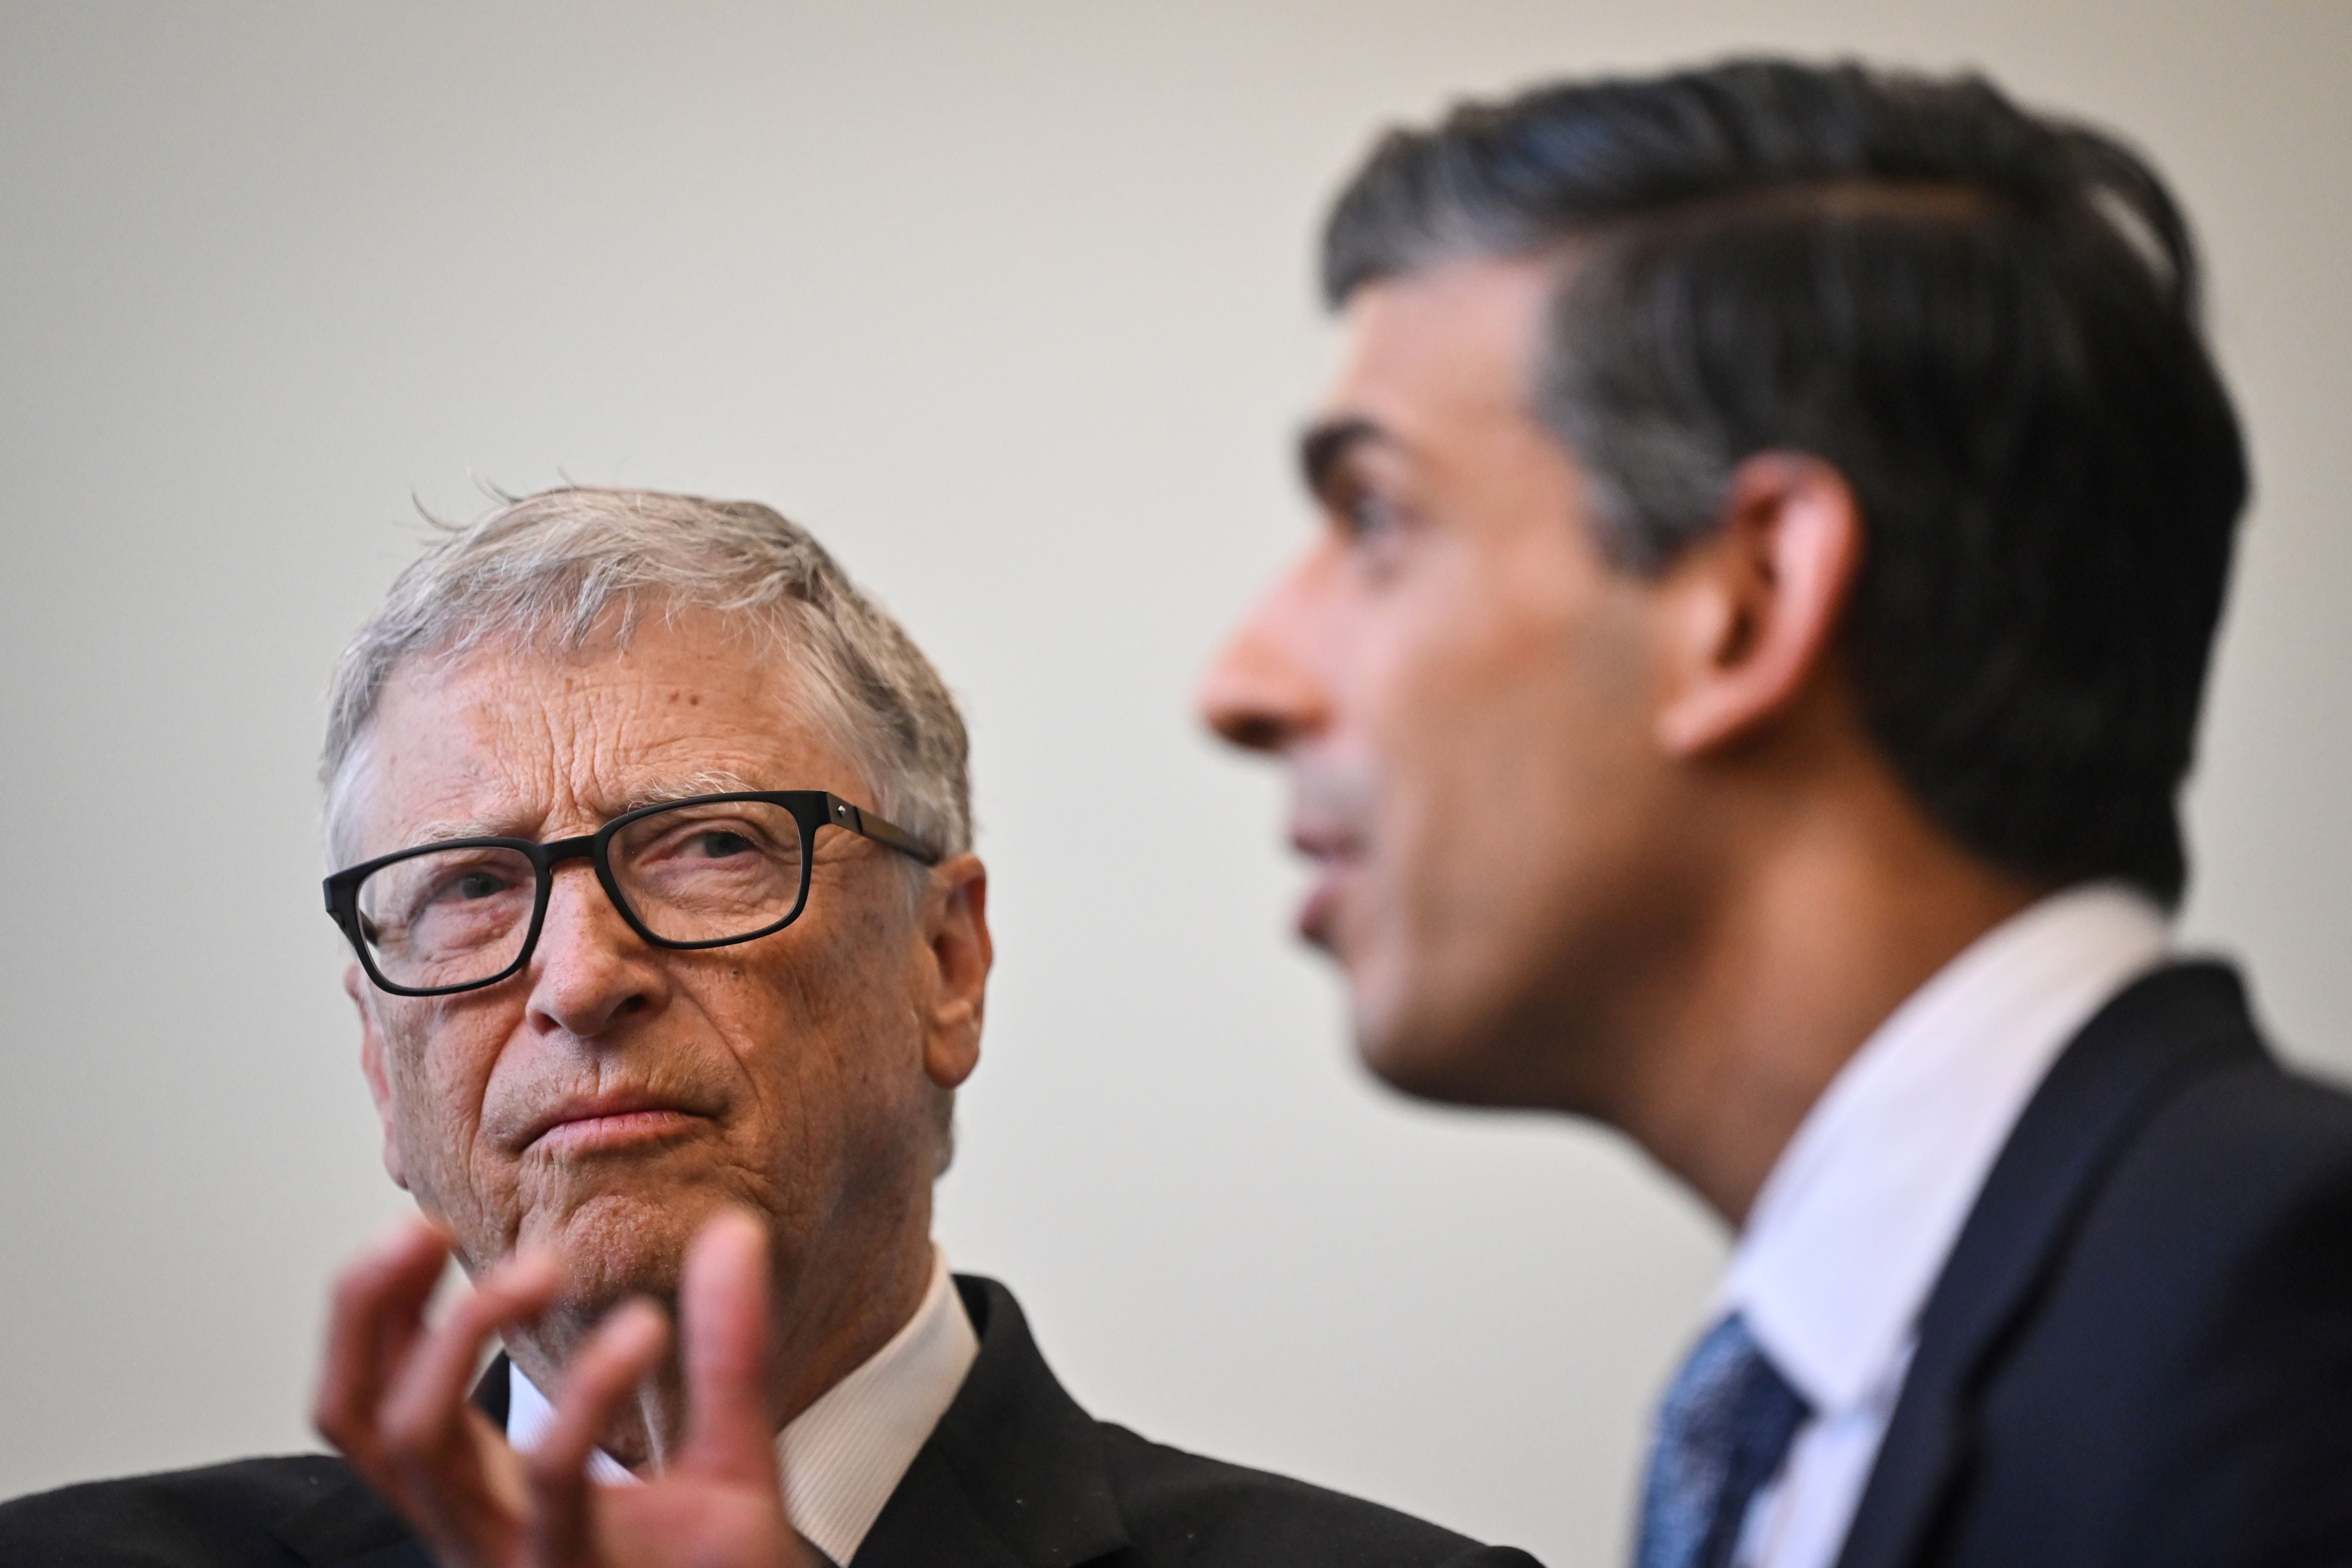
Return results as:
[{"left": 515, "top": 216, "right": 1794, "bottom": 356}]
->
[{"left": 674, "top": 1209, "right": 781, "bottom": 1490}]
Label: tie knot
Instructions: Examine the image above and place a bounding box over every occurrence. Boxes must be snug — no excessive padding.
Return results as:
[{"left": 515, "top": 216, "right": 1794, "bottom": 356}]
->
[{"left": 1635, "top": 1313, "right": 1811, "bottom": 1568}]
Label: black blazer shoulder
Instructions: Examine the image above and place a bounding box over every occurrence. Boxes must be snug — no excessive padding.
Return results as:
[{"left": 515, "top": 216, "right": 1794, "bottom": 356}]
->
[
  {"left": 0, "top": 1452, "right": 416, "bottom": 1568},
  {"left": 0, "top": 1276, "right": 1532, "bottom": 1568},
  {"left": 855, "top": 1274, "right": 1532, "bottom": 1567},
  {"left": 1837, "top": 960, "right": 2352, "bottom": 1568}
]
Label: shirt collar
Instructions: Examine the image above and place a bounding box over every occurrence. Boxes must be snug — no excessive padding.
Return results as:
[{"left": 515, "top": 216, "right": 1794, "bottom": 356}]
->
[
  {"left": 1723, "top": 882, "right": 2170, "bottom": 1419},
  {"left": 507, "top": 1244, "right": 979, "bottom": 1566}
]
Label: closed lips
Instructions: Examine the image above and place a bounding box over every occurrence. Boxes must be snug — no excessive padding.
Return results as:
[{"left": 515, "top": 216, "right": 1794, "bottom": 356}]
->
[{"left": 520, "top": 1092, "right": 710, "bottom": 1149}]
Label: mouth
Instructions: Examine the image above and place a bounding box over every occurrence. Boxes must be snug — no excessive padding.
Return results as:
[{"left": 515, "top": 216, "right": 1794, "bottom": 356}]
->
[
  {"left": 1289, "top": 823, "right": 1366, "bottom": 950},
  {"left": 521, "top": 1091, "right": 713, "bottom": 1154}
]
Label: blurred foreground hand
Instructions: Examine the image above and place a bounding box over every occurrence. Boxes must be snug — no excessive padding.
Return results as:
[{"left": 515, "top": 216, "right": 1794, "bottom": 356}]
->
[{"left": 315, "top": 1210, "right": 815, "bottom": 1568}]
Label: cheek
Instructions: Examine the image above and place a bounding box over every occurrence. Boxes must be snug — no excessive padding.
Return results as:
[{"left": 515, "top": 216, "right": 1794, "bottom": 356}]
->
[
  {"left": 1362, "top": 592, "right": 1559, "bottom": 853},
  {"left": 379, "top": 1004, "right": 503, "bottom": 1179},
  {"left": 1367, "top": 586, "right": 1653, "bottom": 953},
  {"left": 708, "top": 919, "right": 925, "bottom": 1127}
]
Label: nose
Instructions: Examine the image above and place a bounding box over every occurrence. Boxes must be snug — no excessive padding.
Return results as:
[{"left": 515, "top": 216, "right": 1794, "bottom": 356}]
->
[
  {"left": 1197, "top": 554, "right": 1332, "bottom": 755},
  {"left": 523, "top": 861, "right": 668, "bottom": 1041}
]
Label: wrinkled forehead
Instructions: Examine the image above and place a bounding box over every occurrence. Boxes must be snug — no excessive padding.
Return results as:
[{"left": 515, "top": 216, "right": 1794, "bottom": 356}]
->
[{"left": 331, "top": 617, "right": 864, "bottom": 863}]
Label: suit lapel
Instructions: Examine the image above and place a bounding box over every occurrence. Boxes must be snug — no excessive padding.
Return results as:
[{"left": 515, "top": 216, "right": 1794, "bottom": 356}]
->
[
  {"left": 1831, "top": 962, "right": 2263, "bottom": 1568},
  {"left": 848, "top": 1443, "right": 1035, "bottom": 1568},
  {"left": 852, "top": 1277, "right": 1127, "bottom": 1568}
]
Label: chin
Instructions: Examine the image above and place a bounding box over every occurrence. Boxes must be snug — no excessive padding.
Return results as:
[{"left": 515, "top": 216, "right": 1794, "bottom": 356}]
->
[
  {"left": 1348, "top": 966, "right": 1560, "bottom": 1110},
  {"left": 529, "top": 1188, "right": 707, "bottom": 1305}
]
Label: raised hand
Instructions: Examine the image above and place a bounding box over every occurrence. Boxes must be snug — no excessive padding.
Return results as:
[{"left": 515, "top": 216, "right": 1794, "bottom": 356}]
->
[{"left": 314, "top": 1210, "right": 813, "bottom": 1568}]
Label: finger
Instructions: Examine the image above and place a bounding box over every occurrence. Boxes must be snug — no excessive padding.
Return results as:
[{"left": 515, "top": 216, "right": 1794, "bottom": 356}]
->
[
  {"left": 523, "top": 1299, "right": 669, "bottom": 1568},
  {"left": 314, "top": 1218, "right": 455, "bottom": 1487},
  {"left": 380, "top": 1245, "right": 562, "bottom": 1460},
  {"left": 675, "top": 1210, "right": 780, "bottom": 1487},
  {"left": 377, "top": 1247, "right": 563, "bottom": 1535}
]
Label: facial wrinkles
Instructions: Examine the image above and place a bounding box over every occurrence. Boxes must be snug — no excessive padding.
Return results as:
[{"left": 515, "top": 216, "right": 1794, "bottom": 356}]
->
[
  {"left": 506, "top": 663, "right": 703, "bottom": 835},
  {"left": 373, "top": 995, "right": 492, "bottom": 1238},
  {"left": 353, "top": 628, "right": 926, "bottom": 1298},
  {"left": 765, "top": 841, "right": 899, "bottom": 1052},
  {"left": 439, "top": 656, "right": 766, "bottom": 829}
]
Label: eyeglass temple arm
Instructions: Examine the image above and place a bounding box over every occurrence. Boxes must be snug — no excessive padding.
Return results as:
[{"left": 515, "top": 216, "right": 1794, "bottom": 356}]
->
[{"left": 824, "top": 794, "right": 941, "bottom": 865}]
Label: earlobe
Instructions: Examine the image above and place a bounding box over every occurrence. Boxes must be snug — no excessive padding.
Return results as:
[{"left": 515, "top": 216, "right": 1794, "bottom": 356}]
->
[
  {"left": 1653, "top": 453, "right": 1864, "bottom": 758},
  {"left": 346, "top": 964, "right": 411, "bottom": 1191}
]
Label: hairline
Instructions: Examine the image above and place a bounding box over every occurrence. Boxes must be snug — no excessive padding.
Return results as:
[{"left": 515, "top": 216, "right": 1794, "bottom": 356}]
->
[{"left": 322, "top": 606, "right": 893, "bottom": 871}]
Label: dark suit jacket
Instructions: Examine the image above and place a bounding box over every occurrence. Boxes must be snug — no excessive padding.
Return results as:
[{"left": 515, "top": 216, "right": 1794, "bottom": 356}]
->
[
  {"left": 1835, "top": 961, "right": 2352, "bottom": 1568},
  {"left": 0, "top": 1275, "right": 1537, "bottom": 1568}
]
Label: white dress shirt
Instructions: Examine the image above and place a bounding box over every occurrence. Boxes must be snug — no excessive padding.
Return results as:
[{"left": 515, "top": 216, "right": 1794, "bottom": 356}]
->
[
  {"left": 1723, "top": 882, "right": 2172, "bottom": 1568},
  {"left": 507, "top": 1245, "right": 979, "bottom": 1567}
]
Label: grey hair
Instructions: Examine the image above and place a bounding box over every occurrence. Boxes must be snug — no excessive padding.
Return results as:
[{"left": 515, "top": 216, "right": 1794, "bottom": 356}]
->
[
  {"left": 321, "top": 487, "right": 971, "bottom": 865},
  {"left": 320, "top": 486, "right": 972, "bottom": 1172}
]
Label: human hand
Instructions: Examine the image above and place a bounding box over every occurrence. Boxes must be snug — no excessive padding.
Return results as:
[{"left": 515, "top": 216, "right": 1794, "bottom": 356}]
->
[{"left": 314, "top": 1209, "right": 813, "bottom": 1568}]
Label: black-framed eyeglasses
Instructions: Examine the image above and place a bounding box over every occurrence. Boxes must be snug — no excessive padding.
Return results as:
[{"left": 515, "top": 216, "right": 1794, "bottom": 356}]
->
[{"left": 324, "top": 791, "right": 938, "bottom": 998}]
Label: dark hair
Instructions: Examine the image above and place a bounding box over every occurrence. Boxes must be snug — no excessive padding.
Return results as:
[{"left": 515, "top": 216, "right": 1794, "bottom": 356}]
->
[{"left": 1323, "top": 59, "right": 2247, "bottom": 906}]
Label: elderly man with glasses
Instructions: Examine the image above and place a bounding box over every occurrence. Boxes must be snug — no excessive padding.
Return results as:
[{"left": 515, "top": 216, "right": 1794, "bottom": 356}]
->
[{"left": 0, "top": 489, "right": 1530, "bottom": 1568}]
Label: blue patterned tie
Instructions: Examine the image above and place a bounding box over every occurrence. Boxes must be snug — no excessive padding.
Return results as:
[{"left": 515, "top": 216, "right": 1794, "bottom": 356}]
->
[{"left": 1633, "top": 1313, "right": 1812, "bottom": 1568}]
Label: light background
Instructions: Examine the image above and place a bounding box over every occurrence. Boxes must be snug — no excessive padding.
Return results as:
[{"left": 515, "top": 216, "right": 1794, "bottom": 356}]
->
[{"left": 2, "top": 4, "right": 2346, "bottom": 1563}]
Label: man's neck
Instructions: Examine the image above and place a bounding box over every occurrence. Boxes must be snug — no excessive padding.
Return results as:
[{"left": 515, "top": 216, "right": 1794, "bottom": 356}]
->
[
  {"left": 506, "top": 1208, "right": 938, "bottom": 1473},
  {"left": 1606, "top": 764, "right": 2047, "bottom": 1228}
]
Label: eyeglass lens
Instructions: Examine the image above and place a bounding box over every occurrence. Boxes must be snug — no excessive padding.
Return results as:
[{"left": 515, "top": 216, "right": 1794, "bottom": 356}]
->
[{"left": 353, "top": 799, "right": 810, "bottom": 990}]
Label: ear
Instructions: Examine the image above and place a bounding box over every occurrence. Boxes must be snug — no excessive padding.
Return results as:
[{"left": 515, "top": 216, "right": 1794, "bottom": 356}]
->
[
  {"left": 1652, "top": 453, "right": 1864, "bottom": 758},
  {"left": 915, "top": 854, "right": 991, "bottom": 1093},
  {"left": 346, "top": 963, "right": 412, "bottom": 1191}
]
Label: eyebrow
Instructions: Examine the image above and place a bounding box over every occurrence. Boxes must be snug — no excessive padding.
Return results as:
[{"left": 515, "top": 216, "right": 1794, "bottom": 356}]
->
[
  {"left": 1297, "top": 415, "right": 1393, "bottom": 503},
  {"left": 615, "top": 769, "right": 765, "bottom": 813},
  {"left": 404, "top": 816, "right": 525, "bottom": 847},
  {"left": 401, "top": 771, "right": 771, "bottom": 847}
]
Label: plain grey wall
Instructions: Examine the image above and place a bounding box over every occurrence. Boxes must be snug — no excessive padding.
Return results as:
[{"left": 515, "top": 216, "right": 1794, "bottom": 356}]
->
[{"left": 3, "top": 4, "right": 2346, "bottom": 1563}]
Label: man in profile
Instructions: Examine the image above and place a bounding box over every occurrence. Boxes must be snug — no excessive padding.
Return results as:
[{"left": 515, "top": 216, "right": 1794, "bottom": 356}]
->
[
  {"left": 1201, "top": 59, "right": 2352, "bottom": 1568},
  {"left": 0, "top": 488, "right": 1530, "bottom": 1568}
]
